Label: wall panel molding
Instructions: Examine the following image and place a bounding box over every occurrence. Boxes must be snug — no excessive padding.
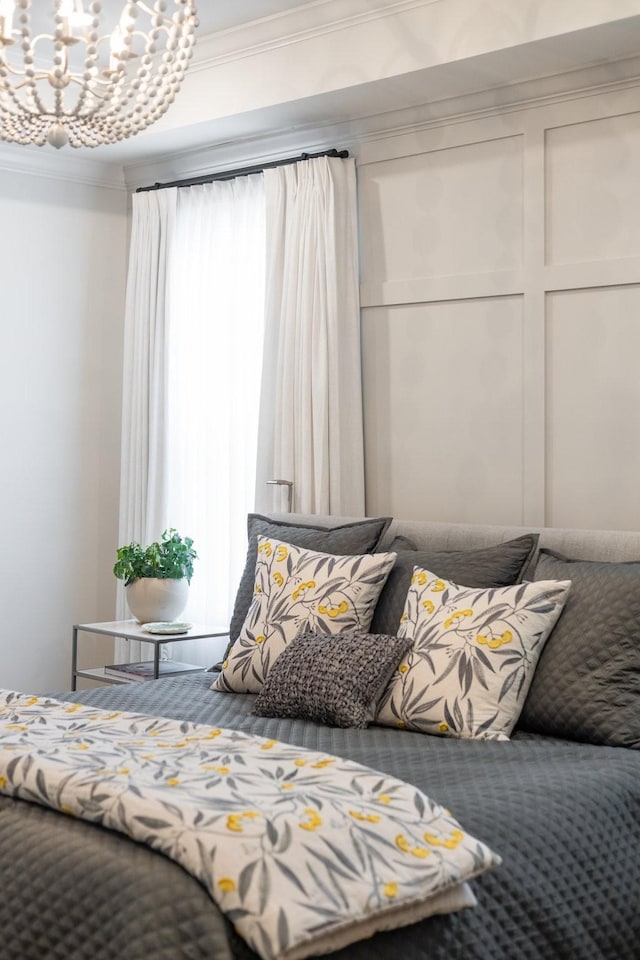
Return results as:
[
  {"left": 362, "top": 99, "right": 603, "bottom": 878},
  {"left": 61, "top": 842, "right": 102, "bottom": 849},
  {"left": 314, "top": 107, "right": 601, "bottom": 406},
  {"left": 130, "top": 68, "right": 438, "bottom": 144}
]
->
[
  {"left": 360, "top": 271, "right": 524, "bottom": 308},
  {"left": 360, "top": 83, "right": 640, "bottom": 528},
  {"left": 545, "top": 285, "right": 640, "bottom": 529},
  {"left": 544, "top": 259, "right": 640, "bottom": 292},
  {"left": 363, "top": 296, "right": 525, "bottom": 523},
  {"left": 521, "top": 119, "right": 547, "bottom": 525}
]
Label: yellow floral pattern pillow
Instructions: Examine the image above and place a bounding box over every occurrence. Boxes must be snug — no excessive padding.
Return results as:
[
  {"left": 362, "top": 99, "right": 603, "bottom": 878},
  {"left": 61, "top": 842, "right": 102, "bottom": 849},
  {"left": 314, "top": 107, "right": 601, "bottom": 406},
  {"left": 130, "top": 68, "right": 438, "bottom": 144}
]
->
[
  {"left": 212, "top": 537, "right": 397, "bottom": 694},
  {"left": 375, "top": 569, "right": 571, "bottom": 740}
]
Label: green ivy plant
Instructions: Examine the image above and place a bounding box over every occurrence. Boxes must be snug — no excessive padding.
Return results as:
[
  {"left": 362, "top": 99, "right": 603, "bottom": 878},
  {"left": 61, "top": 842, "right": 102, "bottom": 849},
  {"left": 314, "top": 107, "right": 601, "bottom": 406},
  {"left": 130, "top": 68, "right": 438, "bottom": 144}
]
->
[{"left": 113, "top": 529, "right": 197, "bottom": 585}]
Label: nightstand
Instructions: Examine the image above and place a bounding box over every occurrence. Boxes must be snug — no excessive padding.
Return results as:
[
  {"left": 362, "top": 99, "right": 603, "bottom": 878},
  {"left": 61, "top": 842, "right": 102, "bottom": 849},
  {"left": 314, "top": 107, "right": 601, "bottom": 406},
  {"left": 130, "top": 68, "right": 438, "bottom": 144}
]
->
[{"left": 71, "top": 620, "right": 229, "bottom": 690}]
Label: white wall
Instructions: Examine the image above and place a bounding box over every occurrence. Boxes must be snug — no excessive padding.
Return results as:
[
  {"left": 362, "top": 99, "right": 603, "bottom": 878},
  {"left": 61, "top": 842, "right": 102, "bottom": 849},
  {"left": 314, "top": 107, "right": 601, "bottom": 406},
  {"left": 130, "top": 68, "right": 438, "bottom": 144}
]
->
[
  {"left": 0, "top": 169, "right": 127, "bottom": 693},
  {"left": 357, "top": 83, "right": 640, "bottom": 530}
]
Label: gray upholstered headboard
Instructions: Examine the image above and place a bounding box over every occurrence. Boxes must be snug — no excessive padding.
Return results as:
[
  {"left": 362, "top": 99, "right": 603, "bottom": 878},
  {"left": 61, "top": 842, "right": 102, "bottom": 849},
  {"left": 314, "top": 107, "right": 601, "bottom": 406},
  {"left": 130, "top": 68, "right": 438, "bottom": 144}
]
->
[{"left": 264, "top": 513, "right": 640, "bottom": 574}]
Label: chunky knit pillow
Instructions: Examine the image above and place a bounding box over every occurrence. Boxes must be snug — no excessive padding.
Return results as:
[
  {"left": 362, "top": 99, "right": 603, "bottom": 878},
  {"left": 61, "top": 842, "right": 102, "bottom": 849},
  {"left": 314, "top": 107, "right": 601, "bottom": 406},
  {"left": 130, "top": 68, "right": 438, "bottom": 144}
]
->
[{"left": 252, "top": 631, "right": 412, "bottom": 728}]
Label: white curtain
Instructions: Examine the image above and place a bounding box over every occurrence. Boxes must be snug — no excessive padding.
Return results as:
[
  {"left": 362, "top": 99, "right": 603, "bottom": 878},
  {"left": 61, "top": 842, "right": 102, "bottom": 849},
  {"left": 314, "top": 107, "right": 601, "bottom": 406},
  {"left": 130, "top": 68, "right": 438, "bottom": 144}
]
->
[
  {"left": 117, "top": 154, "right": 364, "bottom": 663},
  {"left": 116, "top": 177, "right": 266, "bottom": 663},
  {"left": 115, "top": 189, "right": 177, "bottom": 660},
  {"left": 255, "top": 156, "right": 365, "bottom": 516},
  {"left": 165, "top": 176, "right": 266, "bottom": 664}
]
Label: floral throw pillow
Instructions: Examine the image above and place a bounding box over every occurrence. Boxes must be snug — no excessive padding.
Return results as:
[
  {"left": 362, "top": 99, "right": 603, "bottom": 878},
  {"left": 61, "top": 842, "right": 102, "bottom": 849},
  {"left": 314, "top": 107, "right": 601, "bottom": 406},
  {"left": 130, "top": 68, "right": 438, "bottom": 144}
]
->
[
  {"left": 211, "top": 537, "right": 397, "bottom": 694},
  {"left": 375, "top": 568, "right": 571, "bottom": 740}
]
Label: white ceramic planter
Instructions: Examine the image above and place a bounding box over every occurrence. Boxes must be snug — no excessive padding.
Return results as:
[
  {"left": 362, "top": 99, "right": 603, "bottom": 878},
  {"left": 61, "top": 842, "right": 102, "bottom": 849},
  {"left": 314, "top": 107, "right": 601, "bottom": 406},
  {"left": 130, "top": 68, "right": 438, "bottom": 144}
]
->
[{"left": 125, "top": 577, "right": 189, "bottom": 624}]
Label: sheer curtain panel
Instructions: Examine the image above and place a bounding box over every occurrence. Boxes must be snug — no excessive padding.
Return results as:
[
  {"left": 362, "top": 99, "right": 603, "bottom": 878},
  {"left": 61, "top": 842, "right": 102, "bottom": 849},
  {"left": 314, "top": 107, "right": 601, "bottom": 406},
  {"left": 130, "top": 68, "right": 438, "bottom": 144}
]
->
[
  {"left": 256, "top": 156, "right": 365, "bottom": 516},
  {"left": 166, "top": 177, "right": 266, "bottom": 663},
  {"left": 117, "top": 177, "right": 266, "bottom": 663}
]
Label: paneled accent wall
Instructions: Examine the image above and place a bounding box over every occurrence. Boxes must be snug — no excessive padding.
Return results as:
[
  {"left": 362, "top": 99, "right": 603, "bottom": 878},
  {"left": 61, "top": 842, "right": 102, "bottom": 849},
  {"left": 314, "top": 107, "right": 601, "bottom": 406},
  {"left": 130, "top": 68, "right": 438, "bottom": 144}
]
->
[{"left": 357, "top": 85, "right": 640, "bottom": 530}]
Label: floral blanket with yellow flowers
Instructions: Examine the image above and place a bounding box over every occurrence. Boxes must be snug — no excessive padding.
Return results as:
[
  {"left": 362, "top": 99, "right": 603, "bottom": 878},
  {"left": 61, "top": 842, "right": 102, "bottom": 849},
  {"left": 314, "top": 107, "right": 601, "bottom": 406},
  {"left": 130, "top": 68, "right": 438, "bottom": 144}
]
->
[{"left": 0, "top": 689, "right": 499, "bottom": 960}]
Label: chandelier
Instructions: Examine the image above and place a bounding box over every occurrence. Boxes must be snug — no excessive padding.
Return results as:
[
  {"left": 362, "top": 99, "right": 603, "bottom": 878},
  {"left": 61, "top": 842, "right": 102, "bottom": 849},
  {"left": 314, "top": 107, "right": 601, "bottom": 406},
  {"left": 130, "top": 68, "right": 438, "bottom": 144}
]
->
[{"left": 0, "top": 1, "right": 198, "bottom": 149}]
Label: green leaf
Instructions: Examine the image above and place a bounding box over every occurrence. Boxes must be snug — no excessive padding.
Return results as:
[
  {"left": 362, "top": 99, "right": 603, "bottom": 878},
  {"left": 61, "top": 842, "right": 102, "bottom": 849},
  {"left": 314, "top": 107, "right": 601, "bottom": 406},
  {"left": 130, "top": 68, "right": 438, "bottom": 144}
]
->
[{"left": 113, "top": 530, "right": 197, "bottom": 583}]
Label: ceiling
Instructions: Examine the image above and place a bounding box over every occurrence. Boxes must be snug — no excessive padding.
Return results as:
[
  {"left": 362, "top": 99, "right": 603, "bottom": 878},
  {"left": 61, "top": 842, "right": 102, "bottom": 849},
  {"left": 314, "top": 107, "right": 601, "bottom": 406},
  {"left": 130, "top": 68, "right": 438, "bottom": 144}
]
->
[
  {"left": 195, "top": 0, "right": 313, "bottom": 35},
  {"left": 95, "top": 0, "right": 312, "bottom": 36},
  {"left": 25, "top": 1, "right": 310, "bottom": 38}
]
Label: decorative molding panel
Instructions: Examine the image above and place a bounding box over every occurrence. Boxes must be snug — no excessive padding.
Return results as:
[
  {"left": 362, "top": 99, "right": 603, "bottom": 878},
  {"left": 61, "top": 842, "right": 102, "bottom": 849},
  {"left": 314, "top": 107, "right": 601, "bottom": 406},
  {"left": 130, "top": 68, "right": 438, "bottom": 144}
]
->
[
  {"left": 359, "top": 135, "right": 523, "bottom": 287},
  {"left": 545, "top": 285, "right": 640, "bottom": 530},
  {"left": 546, "top": 112, "right": 640, "bottom": 265},
  {"left": 359, "top": 81, "right": 640, "bottom": 529},
  {"left": 363, "top": 297, "right": 524, "bottom": 523}
]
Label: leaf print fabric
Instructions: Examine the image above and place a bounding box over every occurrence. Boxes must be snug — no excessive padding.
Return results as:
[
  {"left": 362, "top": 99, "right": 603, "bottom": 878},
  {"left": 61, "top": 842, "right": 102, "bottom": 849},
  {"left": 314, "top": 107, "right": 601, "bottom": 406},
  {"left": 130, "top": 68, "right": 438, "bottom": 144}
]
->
[
  {"left": 0, "top": 690, "right": 500, "bottom": 960},
  {"left": 376, "top": 570, "right": 571, "bottom": 740},
  {"left": 212, "top": 537, "right": 397, "bottom": 694}
]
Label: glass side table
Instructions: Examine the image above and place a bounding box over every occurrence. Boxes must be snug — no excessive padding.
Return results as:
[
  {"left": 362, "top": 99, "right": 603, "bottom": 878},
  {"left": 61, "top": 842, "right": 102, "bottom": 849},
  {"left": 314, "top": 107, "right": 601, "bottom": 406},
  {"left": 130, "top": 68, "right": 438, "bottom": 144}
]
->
[{"left": 71, "top": 620, "right": 229, "bottom": 690}]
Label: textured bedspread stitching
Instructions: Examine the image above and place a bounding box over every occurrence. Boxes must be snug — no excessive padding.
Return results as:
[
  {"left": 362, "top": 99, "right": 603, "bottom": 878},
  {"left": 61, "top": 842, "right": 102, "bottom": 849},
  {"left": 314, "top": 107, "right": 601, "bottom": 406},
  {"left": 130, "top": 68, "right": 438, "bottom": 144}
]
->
[{"left": 0, "top": 690, "right": 500, "bottom": 960}]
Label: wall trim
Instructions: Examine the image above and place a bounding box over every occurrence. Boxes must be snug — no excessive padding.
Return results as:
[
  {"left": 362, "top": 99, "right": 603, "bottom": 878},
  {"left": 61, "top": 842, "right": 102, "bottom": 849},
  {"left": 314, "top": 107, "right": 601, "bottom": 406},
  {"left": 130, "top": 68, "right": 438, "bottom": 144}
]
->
[
  {"left": 122, "top": 57, "right": 640, "bottom": 191},
  {"left": 0, "top": 141, "right": 125, "bottom": 190},
  {"left": 192, "top": 0, "right": 441, "bottom": 69},
  {"left": 350, "top": 63, "right": 640, "bottom": 160}
]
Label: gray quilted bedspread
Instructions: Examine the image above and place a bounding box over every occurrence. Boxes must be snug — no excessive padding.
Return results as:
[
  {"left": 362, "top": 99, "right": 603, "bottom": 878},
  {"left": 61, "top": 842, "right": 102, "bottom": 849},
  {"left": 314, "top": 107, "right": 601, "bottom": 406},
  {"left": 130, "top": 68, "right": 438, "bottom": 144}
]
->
[{"left": 2, "top": 673, "right": 639, "bottom": 960}]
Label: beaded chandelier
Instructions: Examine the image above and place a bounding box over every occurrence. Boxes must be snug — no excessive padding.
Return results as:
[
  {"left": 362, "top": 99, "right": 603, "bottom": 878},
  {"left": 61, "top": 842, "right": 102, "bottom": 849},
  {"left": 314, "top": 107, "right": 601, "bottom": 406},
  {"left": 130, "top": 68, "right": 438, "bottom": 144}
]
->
[{"left": 0, "top": 1, "right": 198, "bottom": 149}]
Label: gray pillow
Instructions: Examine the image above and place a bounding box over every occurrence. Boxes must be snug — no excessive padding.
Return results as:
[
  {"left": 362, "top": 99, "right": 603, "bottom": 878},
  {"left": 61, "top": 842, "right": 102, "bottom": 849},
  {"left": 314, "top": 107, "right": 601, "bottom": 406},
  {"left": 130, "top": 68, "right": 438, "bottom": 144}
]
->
[
  {"left": 251, "top": 631, "right": 412, "bottom": 728},
  {"left": 519, "top": 549, "right": 640, "bottom": 748},
  {"left": 369, "top": 534, "right": 539, "bottom": 636},
  {"left": 226, "top": 514, "right": 392, "bottom": 655}
]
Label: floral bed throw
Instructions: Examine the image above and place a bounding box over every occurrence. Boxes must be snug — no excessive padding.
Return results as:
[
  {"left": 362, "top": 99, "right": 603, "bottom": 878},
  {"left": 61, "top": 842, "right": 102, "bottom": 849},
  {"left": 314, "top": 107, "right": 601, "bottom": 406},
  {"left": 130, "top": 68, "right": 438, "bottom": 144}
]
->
[{"left": 0, "top": 691, "right": 500, "bottom": 960}]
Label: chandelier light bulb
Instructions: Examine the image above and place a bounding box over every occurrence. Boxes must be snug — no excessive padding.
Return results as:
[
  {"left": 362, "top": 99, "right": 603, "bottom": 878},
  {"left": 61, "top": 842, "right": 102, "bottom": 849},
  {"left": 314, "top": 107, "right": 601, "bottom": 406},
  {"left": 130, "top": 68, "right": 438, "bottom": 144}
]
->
[{"left": 0, "top": 0, "right": 198, "bottom": 148}]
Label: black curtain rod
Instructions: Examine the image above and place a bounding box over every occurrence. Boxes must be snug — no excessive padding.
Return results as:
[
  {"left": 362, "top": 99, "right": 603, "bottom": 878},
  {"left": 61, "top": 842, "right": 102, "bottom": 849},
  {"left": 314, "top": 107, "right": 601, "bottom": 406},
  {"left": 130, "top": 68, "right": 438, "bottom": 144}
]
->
[{"left": 136, "top": 148, "right": 349, "bottom": 193}]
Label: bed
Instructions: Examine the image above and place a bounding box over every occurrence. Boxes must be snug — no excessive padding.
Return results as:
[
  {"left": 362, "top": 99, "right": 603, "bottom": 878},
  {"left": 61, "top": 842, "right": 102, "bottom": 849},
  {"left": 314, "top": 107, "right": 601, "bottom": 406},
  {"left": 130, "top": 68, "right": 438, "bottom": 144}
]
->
[{"left": 1, "top": 512, "right": 639, "bottom": 960}]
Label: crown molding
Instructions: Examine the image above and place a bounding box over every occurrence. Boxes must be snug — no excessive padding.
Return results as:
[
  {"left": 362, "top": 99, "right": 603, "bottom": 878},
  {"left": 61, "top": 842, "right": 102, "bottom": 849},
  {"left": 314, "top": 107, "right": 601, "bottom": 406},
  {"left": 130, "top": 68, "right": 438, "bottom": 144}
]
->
[
  {"left": 346, "top": 57, "right": 640, "bottom": 146},
  {"left": 192, "top": 0, "right": 440, "bottom": 69},
  {"left": 0, "top": 141, "right": 125, "bottom": 189},
  {"left": 123, "top": 55, "right": 640, "bottom": 192}
]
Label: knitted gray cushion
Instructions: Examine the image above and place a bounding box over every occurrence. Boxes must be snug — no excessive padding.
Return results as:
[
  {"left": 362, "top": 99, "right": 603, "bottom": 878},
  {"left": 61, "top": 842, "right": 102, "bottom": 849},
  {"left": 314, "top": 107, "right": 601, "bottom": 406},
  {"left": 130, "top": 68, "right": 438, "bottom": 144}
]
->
[
  {"left": 370, "top": 534, "right": 539, "bottom": 636},
  {"left": 251, "top": 631, "right": 413, "bottom": 728},
  {"left": 226, "top": 514, "right": 391, "bottom": 655},
  {"left": 519, "top": 549, "right": 640, "bottom": 748}
]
